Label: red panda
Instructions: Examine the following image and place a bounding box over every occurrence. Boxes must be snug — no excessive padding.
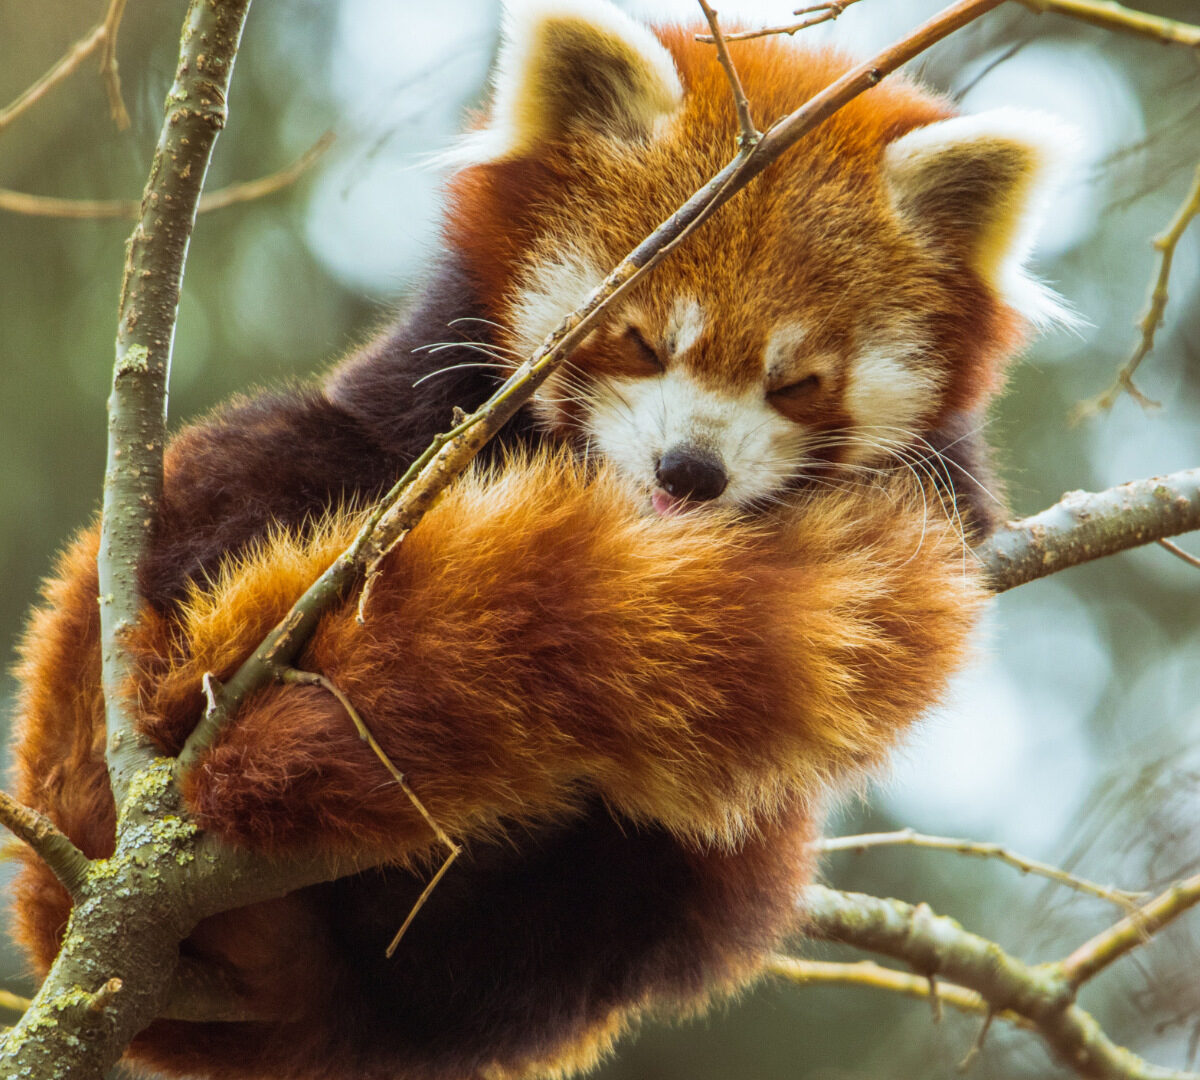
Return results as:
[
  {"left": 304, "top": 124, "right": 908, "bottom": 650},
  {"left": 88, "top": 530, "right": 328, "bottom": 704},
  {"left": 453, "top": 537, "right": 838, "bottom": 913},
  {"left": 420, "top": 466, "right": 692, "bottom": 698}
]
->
[{"left": 7, "top": 1, "right": 1072, "bottom": 1077}]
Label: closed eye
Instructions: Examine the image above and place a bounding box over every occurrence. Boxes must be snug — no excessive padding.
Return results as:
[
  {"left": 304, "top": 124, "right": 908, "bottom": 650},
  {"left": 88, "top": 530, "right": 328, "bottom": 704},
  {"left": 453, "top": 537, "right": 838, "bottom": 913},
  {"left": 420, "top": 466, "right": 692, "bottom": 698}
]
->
[
  {"left": 768, "top": 374, "right": 821, "bottom": 399},
  {"left": 625, "top": 327, "right": 665, "bottom": 373}
]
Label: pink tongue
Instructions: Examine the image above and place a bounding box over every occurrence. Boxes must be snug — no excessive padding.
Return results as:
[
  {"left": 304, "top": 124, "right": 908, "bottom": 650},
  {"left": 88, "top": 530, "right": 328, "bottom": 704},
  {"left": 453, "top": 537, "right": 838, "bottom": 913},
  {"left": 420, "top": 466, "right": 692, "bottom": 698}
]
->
[{"left": 651, "top": 488, "right": 687, "bottom": 516}]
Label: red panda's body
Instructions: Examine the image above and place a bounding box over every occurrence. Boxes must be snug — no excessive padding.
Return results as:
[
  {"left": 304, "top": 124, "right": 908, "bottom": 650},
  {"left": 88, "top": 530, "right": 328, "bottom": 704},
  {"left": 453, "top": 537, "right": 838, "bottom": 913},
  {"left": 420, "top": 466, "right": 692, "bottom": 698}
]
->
[
  {"left": 14, "top": 457, "right": 983, "bottom": 1079},
  {"left": 8, "top": 2, "right": 1073, "bottom": 1077}
]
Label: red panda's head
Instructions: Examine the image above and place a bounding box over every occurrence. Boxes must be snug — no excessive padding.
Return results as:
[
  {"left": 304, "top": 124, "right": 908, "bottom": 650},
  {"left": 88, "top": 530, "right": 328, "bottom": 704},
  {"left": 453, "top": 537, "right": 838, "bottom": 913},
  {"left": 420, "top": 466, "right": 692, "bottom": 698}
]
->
[{"left": 442, "top": 0, "right": 1077, "bottom": 513}]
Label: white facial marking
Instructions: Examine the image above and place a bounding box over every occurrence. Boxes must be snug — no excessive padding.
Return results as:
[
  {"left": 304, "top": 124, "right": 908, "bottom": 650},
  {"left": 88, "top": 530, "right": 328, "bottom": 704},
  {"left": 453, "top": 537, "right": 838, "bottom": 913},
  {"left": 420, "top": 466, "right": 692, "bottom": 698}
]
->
[
  {"left": 586, "top": 367, "right": 807, "bottom": 509},
  {"left": 665, "top": 297, "right": 705, "bottom": 357},
  {"left": 510, "top": 251, "right": 602, "bottom": 355},
  {"left": 842, "top": 348, "right": 938, "bottom": 465},
  {"left": 763, "top": 323, "right": 809, "bottom": 377}
]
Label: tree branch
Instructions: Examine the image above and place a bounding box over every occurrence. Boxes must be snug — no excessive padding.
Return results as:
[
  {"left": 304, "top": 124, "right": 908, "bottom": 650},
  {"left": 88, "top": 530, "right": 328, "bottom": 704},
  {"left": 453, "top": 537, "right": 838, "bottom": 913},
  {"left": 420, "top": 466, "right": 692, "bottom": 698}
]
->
[
  {"left": 819, "top": 828, "right": 1145, "bottom": 908},
  {"left": 696, "top": 1, "right": 759, "bottom": 148},
  {"left": 803, "top": 885, "right": 1200, "bottom": 1079},
  {"left": 766, "top": 955, "right": 1034, "bottom": 1029},
  {"left": 1013, "top": 0, "right": 1200, "bottom": 48},
  {"left": 1073, "top": 162, "right": 1200, "bottom": 419},
  {"left": 979, "top": 468, "right": 1200, "bottom": 591},
  {"left": 1059, "top": 873, "right": 1200, "bottom": 989},
  {"left": 99, "top": 0, "right": 254, "bottom": 809},
  {"left": 0, "top": 23, "right": 107, "bottom": 137},
  {"left": 97, "top": 0, "right": 130, "bottom": 131},
  {"left": 0, "top": 131, "right": 335, "bottom": 219},
  {"left": 0, "top": 0, "right": 131, "bottom": 138},
  {"left": 1158, "top": 537, "right": 1200, "bottom": 569},
  {"left": 696, "top": 0, "right": 867, "bottom": 43},
  {"left": 0, "top": 793, "right": 89, "bottom": 899}
]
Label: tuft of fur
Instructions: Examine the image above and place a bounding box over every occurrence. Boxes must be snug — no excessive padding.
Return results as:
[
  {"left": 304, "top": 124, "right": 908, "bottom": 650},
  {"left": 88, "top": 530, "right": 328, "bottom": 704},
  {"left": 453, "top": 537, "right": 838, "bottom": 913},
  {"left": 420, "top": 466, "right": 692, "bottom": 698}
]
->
[{"left": 11, "top": 453, "right": 984, "bottom": 1079}]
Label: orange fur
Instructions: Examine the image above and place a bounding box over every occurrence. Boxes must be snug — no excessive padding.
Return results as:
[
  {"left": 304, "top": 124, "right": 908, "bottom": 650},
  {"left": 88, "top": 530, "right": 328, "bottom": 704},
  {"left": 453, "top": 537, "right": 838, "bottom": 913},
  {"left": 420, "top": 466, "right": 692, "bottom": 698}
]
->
[
  {"left": 450, "top": 33, "right": 1023, "bottom": 428},
  {"left": 143, "top": 454, "right": 982, "bottom": 855},
  {"left": 11, "top": 453, "right": 983, "bottom": 1079},
  {"left": 4, "top": 5, "right": 1042, "bottom": 1075}
]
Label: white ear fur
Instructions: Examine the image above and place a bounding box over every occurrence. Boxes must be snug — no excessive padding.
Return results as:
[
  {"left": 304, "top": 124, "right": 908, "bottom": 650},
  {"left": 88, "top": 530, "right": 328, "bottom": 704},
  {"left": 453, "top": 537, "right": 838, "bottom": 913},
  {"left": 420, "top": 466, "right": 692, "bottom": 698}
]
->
[
  {"left": 884, "top": 107, "right": 1082, "bottom": 329},
  {"left": 444, "top": 0, "right": 682, "bottom": 166}
]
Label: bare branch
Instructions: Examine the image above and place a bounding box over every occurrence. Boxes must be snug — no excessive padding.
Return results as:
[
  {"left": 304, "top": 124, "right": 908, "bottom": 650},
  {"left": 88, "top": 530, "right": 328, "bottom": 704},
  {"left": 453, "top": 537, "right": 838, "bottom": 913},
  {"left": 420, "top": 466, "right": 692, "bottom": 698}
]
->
[
  {"left": 0, "top": 23, "right": 107, "bottom": 137},
  {"left": 99, "top": 0, "right": 254, "bottom": 810},
  {"left": 766, "top": 955, "right": 1033, "bottom": 1027},
  {"left": 0, "top": 792, "right": 90, "bottom": 899},
  {"left": 695, "top": 0, "right": 866, "bottom": 43},
  {"left": 277, "top": 668, "right": 462, "bottom": 956},
  {"left": 1073, "top": 162, "right": 1200, "bottom": 419},
  {"left": 979, "top": 468, "right": 1200, "bottom": 592},
  {"left": 1014, "top": 0, "right": 1200, "bottom": 48},
  {"left": 1059, "top": 873, "right": 1200, "bottom": 989},
  {"left": 98, "top": 0, "right": 131, "bottom": 131},
  {"left": 1158, "top": 537, "right": 1200, "bottom": 569},
  {"left": 0, "top": 132, "right": 335, "bottom": 219},
  {"left": 277, "top": 668, "right": 460, "bottom": 854},
  {"left": 0, "top": 991, "right": 30, "bottom": 1016},
  {"left": 819, "top": 828, "right": 1145, "bottom": 908},
  {"left": 0, "top": 0, "right": 132, "bottom": 138},
  {"left": 695, "top": 1, "right": 759, "bottom": 148},
  {"left": 803, "top": 885, "right": 1200, "bottom": 1079}
]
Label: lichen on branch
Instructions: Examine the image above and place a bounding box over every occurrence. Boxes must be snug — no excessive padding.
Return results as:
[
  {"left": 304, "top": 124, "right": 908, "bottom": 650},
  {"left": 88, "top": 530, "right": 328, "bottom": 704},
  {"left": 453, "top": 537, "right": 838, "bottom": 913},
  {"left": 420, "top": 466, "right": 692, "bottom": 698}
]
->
[
  {"left": 979, "top": 468, "right": 1200, "bottom": 591},
  {"left": 99, "top": 0, "right": 254, "bottom": 809}
]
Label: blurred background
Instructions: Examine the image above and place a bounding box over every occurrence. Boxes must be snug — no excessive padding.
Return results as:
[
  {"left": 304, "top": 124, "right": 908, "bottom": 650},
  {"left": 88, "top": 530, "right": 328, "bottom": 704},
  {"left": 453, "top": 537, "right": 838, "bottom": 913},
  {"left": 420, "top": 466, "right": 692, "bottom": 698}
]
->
[{"left": 0, "top": 0, "right": 1197, "bottom": 1076}]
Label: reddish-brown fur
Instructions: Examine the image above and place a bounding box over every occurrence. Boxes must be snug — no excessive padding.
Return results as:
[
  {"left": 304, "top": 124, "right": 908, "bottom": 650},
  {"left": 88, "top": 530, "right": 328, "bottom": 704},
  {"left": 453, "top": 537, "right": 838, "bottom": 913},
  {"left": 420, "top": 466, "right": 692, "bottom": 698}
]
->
[
  {"left": 11, "top": 455, "right": 983, "bottom": 1078},
  {"left": 449, "top": 31, "right": 1024, "bottom": 428},
  {"left": 6, "top": 10, "right": 1034, "bottom": 1077}
]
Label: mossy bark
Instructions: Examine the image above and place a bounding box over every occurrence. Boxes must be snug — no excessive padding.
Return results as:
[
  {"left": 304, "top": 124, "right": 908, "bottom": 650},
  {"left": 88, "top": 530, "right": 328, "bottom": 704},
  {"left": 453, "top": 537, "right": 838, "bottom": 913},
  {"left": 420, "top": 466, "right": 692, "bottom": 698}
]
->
[{"left": 99, "top": 0, "right": 253, "bottom": 808}]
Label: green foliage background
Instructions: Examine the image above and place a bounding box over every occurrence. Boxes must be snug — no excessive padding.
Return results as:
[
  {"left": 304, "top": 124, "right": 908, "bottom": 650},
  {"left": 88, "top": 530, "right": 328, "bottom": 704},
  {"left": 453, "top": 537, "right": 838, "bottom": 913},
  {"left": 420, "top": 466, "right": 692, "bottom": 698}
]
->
[{"left": 0, "top": 1, "right": 1197, "bottom": 1076}]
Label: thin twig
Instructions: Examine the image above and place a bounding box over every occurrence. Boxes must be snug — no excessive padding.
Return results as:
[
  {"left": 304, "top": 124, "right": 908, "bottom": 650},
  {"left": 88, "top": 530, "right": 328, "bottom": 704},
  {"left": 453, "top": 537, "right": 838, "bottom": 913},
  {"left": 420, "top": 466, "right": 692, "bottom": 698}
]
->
[
  {"left": 1158, "top": 537, "right": 1200, "bottom": 569},
  {"left": 766, "top": 956, "right": 1033, "bottom": 1029},
  {"left": 0, "top": 992, "right": 30, "bottom": 1016},
  {"left": 1059, "top": 872, "right": 1200, "bottom": 989},
  {"left": 958, "top": 1011, "right": 996, "bottom": 1074},
  {"left": 696, "top": 1, "right": 759, "bottom": 148},
  {"left": 1073, "top": 162, "right": 1200, "bottom": 420},
  {"left": 0, "top": 132, "right": 335, "bottom": 220},
  {"left": 0, "top": 23, "right": 107, "bottom": 136},
  {"left": 696, "top": 0, "right": 866, "bottom": 43},
  {"left": 278, "top": 669, "right": 462, "bottom": 956},
  {"left": 385, "top": 853, "right": 460, "bottom": 958},
  {"left": 98, "top": 0, "right": 131, "bottom": 131},
  {"left": 1014, "top": 0, "right": 1200, "bottom": 48},
  {"left": 85, "top": 979, "right": 124, "bottom": 1014},
  {"left": 0, "top": 0, "right": 132, "bottom": 138},
  {"left": 0, "top": 791, "right": 91, "bottom": 899},
  {"left": 819, "top": 828, "right": 1146, "bottom": 908},
  {"left": 278, "top": 669, "right": 458, "bottom": 854}
]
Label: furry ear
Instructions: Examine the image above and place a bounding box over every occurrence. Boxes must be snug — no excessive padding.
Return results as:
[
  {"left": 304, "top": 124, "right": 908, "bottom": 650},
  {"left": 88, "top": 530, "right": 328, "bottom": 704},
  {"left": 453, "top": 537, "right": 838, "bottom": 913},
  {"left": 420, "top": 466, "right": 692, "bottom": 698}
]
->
[
  {"left": 883, "top": 108, "right": 1080, "bottom": 328},
  {"left": 455, "top": 0, "right": 683, "bottom": 163}
]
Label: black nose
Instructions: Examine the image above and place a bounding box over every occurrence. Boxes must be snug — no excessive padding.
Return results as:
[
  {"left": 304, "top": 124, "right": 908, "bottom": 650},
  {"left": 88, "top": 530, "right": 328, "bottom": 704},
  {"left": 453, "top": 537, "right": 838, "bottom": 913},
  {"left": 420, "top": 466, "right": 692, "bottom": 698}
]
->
[{"left": 655, "top": 447, "right": 728, "bottom": 502}]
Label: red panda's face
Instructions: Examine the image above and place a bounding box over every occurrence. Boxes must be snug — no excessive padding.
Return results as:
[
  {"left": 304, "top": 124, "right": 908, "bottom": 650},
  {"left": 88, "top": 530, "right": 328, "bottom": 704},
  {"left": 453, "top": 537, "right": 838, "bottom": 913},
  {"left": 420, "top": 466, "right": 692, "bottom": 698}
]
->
[
  {"left": 521, "top": 284, "right": 944, "bottom": 513},
  {"left": 444, "top": 3, "right": 1075, "bottom": 513}
]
